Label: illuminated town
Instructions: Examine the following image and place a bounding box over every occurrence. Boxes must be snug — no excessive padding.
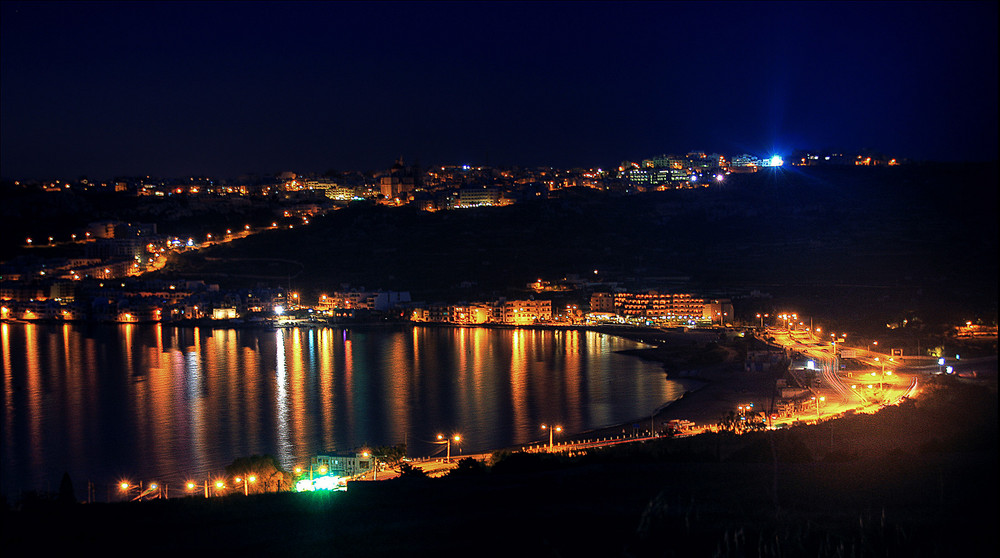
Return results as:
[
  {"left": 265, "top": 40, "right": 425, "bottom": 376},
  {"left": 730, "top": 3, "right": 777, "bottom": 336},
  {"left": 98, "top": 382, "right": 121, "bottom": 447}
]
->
[
  {"left": 0, "top": 147, "right": 905, "bottom": 322},
  {"left": 1, "top": 151, "right": 997, "bottom": 557},
  {"left": 1, "top": 1, "right": 996, "bottom": 556}
]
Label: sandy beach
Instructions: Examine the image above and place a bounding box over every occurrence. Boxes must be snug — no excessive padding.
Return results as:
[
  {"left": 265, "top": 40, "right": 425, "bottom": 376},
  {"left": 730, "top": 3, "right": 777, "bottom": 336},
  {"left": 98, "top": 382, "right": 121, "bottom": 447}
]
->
[{"left": 558, "top": 327, "right": 779, "bottom": 442}]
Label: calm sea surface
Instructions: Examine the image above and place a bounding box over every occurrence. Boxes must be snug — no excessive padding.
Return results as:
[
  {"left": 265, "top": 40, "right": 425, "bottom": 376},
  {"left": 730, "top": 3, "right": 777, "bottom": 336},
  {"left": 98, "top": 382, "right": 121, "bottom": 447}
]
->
[{"left": 1, "top": 322, "right": 690, "bottom": 495}]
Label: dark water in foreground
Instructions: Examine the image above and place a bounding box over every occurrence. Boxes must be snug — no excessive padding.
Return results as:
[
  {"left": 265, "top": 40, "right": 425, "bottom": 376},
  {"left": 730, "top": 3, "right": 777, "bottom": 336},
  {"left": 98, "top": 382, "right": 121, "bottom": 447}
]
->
[{"left": 1, "top": 322, "right": 691, "bottom": 495}]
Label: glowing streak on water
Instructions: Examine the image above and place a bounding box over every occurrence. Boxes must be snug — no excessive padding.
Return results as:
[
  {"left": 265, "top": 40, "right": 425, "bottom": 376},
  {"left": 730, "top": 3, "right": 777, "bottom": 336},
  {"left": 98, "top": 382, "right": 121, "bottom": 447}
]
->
[{"left": 274, "top": 328, "right": 292, "bottom": 471}]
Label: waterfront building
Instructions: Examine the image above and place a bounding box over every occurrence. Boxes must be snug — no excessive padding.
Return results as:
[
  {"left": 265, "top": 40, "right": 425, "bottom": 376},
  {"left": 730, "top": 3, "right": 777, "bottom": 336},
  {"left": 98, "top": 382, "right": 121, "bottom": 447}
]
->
[
  {"left": 212, "top": 307, "right": 238, "bottom": 320},
  {"left": 613, "top": 291, "right": 706, "bottom": 322},
  {"left": 703, "top": 298, "right": 735, "bottom": 326},
  {"left": 500, "top": 299, "right": 552, "bottom": 325},
  {"left": 318, "top": 290, "right": 412, "bottom": 312},
  {"left": 590, "top": 292, "right": 615, "bottom": 313},
  {"left": 310, "top": 452, "right": 373, "bottom": 477},
  {"left": 449, "top": 303, "right": 492, "bottom": 324}
]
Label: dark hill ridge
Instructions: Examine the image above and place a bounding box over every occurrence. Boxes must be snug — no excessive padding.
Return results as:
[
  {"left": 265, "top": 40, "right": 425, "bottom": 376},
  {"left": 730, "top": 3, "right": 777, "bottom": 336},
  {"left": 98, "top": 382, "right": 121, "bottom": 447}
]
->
[{"left": 157, "top": 163, "right": 997, "bottom": 327}]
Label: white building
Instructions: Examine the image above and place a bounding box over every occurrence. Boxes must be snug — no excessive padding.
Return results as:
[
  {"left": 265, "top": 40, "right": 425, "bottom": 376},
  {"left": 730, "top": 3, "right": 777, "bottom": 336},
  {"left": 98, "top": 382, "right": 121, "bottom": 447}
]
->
[{"left": 310, "top": 452, "right": 373, "bottom": 477}]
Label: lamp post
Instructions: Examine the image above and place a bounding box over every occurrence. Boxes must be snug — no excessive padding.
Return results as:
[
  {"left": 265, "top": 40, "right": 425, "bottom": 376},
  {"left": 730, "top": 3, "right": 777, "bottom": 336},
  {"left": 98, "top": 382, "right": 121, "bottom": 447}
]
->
[
  {"left": 541, "top": 424, "right": 563, "bottom": 451},
  {"left": 119, "top": 480, "right": 162, "bottom": 501},
  {"left": 830, "top": 333, "right": 840, "bottom": 374},
  {"left": 437, "top": 434, "right": 461, "bottom": 463},
  {"left": 119, "top": 480, "right": 137, "bottom": 501},
  {"left": 811, "top": 395, "right": 825, "bottom": 422},
  {"left": 186, "top": 480, "right": 211, "bottom": 498},
  {"left": 295, "top": 462, "right": 325, "bottom": 481},
  {"left": 362, "top": 451, "right": 378, "bottom": 480},
  {"left": 234, "top": 475, "right": 257, "bottom": 496}
]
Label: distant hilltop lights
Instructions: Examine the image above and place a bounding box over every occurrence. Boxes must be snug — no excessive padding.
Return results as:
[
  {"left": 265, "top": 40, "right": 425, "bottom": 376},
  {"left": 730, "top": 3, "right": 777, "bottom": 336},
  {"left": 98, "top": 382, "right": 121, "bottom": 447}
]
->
[{"left": 5, "top": 147, "right": 905, "bottom": 210}]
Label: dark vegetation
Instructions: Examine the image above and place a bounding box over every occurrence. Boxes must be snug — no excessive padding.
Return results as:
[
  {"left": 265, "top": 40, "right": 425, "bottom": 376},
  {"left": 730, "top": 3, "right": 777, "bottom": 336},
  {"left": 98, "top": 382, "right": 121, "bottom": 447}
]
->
[
  {"left": 4, "top": 376, "right": 995, "bottom": 556},
  {"left": 224, "top": 455, "right": 291, "bottom": 494},
  {"left": 372, "top": 443, "right": 408, "bottom": 469}
]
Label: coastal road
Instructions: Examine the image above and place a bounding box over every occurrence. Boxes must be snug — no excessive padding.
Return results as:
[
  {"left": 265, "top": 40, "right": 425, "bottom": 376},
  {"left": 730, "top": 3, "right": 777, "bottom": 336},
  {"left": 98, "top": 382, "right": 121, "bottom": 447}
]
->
[
  {"left": 765, "top": 328, "right": 919, "bottom": 421},
  {"left": 357, "top": 433, "right": 689, "bottom": 482}
]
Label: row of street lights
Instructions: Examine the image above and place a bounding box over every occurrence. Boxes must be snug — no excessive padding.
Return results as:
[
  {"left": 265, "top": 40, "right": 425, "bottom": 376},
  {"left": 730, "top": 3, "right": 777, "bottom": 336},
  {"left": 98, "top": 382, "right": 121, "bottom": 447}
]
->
[
  {"left": 541, "top": 424, "right": 562, "bottom": 451},
  {"left": 437, "top": 433, "right": 462, "bottom": 462},
  {"left": 185, "top": 475, "right": 257, "bottom": 497},
  {"left": 810, "top": 395, "right": 825, "bottom": 421},
  {"left": 118, "top": 480, "right": 163, "bottom": 501},
  {"left": 437, "top": 423, "right": 566, "bottom": 460},
  {"left": 430, "top": 423, "right": 566, "bottom": 464},
  {"left": 119, "top": 473, "right": 260, "bottom": 501},
  {"left": 122, "top": 424, "right": 568, "bottom": 498}
]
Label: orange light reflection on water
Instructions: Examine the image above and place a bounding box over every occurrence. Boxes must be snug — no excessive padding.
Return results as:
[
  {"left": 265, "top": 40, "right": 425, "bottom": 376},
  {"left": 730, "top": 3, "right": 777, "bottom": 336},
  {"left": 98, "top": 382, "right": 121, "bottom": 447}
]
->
[
  {"left": 510, "top": 329, "right": 529, "bottom": 441},
  {"left": 2, "top": 323, "right": 12, "bottom": 463},
  {"left": 24, "top": 323, "right": 44, "bottom": 476},
  {"left": 289, "top": 328, "right": 309, "bottom": 466},
  {"left": 386, "top": 330, "right": 411, "bottom": 447},
  {"left": 274, "top": 328, "right": 291, "bottom": 467},
  {"left": 318, "top": 328, "right": 335, "bottom": 452}
]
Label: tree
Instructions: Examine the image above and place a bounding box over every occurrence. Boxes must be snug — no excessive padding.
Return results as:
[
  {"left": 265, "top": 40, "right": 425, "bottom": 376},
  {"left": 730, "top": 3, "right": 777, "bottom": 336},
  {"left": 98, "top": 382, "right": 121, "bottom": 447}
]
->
[
  {"left": 448, "top": 457, "right": 487, "bottom": 477},
  {"left": 398, "top": 462, "right": 427, "bottom": 479},
  {"left": 373, "top": 443, "right": 407, "bottom": 469},
  {"left": 57, "top": 472, "right": 76, "bottom": 505},
  {"left": 717, "top": 410, "right": 767, "bottom": 435},
  {"left": 225, "top": 454, "right": 292, "bottom": 493}
]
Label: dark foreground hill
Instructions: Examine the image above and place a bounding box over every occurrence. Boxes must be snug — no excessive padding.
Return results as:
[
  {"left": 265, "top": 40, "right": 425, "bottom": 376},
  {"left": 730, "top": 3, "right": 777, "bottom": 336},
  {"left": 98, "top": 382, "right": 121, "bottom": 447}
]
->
[{"left": 4, "top": 376, "right": 995, "bottom": 557}]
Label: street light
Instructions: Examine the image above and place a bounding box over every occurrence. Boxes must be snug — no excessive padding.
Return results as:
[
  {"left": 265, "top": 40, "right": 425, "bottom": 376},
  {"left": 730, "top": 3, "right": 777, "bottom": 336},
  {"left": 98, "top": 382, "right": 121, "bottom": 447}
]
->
[
  {"left": 811, "top": 396, "right": 825, "bottom": 422},
  {"left": 362, "top": 451, "right": 378, "bottom": 480},
  {"left": 436, "top": 433, "right": 461, "bottom": 463},
  {"left": 186, "top": 480, "right": 211, "bottom": 498},
  {"left": 119, "top": 480, "right": 162, "bottom": 501},
  {"left": 755, "top": 313, "right": 768, "bottom": 329},
  {"left": 541, "top": 423, "right": 563, "bottom": 451},
  {"left": 119, "top": 480, "right": 147, "bottom": 501},
  {"left": 119, "top": 480, "right": 135, "bottom": 501},
  {"left": 234, "top": 475, "right": 257, "bottom": 496}
]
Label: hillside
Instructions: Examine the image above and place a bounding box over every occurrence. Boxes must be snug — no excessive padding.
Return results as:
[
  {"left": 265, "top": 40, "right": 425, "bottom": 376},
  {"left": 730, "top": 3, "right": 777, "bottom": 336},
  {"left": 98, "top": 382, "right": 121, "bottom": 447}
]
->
[{"left": 156, "top": 164, "right": 998, "bottom": 330}]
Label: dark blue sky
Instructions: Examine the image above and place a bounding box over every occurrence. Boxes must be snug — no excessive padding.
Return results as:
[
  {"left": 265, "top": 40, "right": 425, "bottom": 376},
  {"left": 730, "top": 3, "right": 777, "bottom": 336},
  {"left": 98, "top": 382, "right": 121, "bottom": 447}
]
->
[{"left": 2, "top": 1, "right": 997, "bottom": 180}]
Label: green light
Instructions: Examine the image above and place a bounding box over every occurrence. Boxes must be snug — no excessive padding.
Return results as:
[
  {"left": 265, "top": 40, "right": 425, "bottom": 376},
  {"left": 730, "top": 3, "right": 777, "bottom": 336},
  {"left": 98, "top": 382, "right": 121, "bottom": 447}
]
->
[{"left": 295, "top": 474, "right": 347, "bottom": 493}]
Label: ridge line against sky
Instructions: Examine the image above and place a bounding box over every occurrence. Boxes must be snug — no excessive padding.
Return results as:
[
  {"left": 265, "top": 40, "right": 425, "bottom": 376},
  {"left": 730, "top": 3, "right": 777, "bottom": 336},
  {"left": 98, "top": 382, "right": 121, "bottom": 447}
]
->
[{"left": 1, "top": 1, "right": 997, "bottom": 180}]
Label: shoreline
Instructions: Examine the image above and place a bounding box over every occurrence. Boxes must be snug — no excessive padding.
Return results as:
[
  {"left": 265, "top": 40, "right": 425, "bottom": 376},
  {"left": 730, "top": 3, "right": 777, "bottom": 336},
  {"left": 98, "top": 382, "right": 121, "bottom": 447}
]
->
[
  {"left": 2, "top": 319, "right": 758, "bottom": 464},
  {"left": 510, "top": 327, "right": 766, "bottom": 448}
]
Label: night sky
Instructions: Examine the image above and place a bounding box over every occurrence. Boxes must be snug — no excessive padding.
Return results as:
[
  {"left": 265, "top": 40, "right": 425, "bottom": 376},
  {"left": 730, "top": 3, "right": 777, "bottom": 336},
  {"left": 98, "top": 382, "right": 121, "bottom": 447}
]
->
[{"left": 2, "top": 1, "right": 997, "bottom": 180}]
